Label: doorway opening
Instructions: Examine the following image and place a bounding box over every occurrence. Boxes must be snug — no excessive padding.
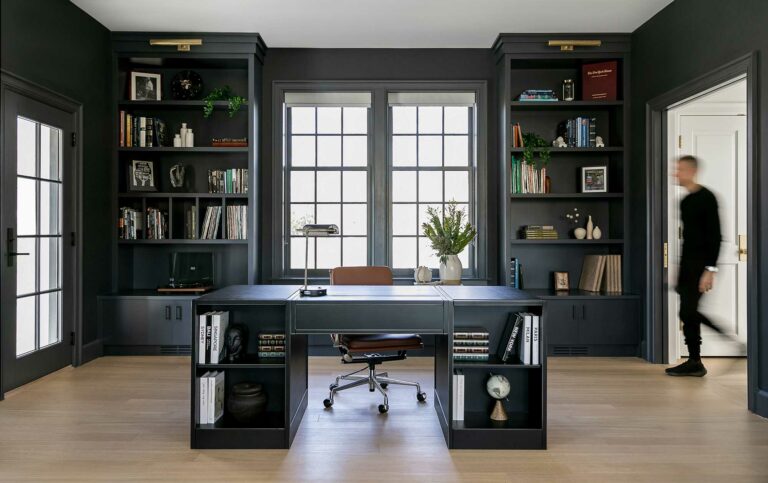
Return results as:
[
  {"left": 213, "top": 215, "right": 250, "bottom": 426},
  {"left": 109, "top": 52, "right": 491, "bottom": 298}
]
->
[{"left": 665, "top": 77, "right": 748, "bottom": 361}]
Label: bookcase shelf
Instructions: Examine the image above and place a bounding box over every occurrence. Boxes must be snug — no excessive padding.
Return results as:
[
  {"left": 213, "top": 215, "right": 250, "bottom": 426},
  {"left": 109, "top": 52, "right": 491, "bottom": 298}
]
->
[
  {"left": 118, "top": 100, "right": 249, "bottom": 109},
  {"left": 509, "top": 193, "right": 623, "bottom": 199},
  {"left": 510, "top": 239, "right": 623, "bottom": 245},
  {"left": 118, "top": 146, "right": 248, "bottom": 153},
  {"left": 510, "top": 147, "right": 623, "bottom": 153},
  {"left": 118, "top": 239, "right": 247, "bottom": 245},
  {"left": 510, "top": 100, "right": 623, "bottom": 108},
  {"left": 118, "top": 192, "right": 248, "bottom": 199}
]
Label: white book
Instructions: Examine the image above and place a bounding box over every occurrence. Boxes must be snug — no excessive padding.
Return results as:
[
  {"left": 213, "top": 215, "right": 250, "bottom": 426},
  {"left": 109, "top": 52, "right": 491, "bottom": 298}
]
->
[
  {"left": 452, "top": 374, "right": 458, "bottom": 420},
  {"left": 210, "top": 312, "right": 230, "bottom": 363},
  {"left": 199, "top": 371, "right": 211, "bottom": 424},
  {"left": 139, "top": 117, "right": 146, "bottom": 147},
  {"left": 210, "top": 371, "right": 225, "bottom": 423},
  {"left": 532, "top": 314, "right": 540, "bottom": 365},
  {"left": 456, "top": 373, "right": 465, "bottom": 421},
  {"left": 521, "top": 314, "right": 533, "bottom": 365},
  {"left": 198, "top": 313, "right": 210, "bottom": 364}
]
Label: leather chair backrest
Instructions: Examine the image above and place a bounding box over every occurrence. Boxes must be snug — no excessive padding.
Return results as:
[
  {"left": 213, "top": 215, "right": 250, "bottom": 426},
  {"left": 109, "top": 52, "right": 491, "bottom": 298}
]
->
[{"left": 329, "top": 266, "right": 393, "bottom": 286}]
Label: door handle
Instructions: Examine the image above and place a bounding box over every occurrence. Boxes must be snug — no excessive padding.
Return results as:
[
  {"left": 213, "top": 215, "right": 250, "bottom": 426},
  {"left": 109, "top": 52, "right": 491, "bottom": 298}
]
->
[
  {"left": 6, "top": 228, "right": 30, "bottom": 267},
  {"left": 738, "top": 234, "right": 747, "bottom": 261},
  {"left": 165, "top": 305, "right": 171, "bottom": 320},
  {"left": 572, "top": 305, "right": 577, "bottom": 320},
  {"left": 582, "top": 305, "right": 586, "bottom": 320},
  {"left": 176, "top": 305, "right": 182, "bottom": 320}
]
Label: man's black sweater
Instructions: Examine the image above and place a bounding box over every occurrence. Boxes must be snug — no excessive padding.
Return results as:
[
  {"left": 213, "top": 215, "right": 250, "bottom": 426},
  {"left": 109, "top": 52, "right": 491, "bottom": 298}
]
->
[{"left": 680, "top": 186, "right": 721, "bottom": 267}]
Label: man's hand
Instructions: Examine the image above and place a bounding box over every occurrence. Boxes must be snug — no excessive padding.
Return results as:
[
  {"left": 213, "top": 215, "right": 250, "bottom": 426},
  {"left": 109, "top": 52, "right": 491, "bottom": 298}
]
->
[{"left": 699, "top": 271, "right": 715, "bottom": 293}]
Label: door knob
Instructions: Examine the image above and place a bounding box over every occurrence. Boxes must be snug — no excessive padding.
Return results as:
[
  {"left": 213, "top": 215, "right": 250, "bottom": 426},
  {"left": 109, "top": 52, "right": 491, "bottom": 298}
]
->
[{"left": 738, "top": 234, "right": 747, "bottom": 261}]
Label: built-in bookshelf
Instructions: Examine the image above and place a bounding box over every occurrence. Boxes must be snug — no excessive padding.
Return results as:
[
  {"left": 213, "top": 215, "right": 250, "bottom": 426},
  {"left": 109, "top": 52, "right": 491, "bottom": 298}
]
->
[{"left": 110, "top": 33, "right": 265, "bottom": 291}]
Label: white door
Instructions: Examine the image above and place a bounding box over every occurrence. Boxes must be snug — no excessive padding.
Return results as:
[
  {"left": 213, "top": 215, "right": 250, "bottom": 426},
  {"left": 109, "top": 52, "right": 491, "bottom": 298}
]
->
[{"left": 674, "top": 114, "right": 747, "bottom": 356}]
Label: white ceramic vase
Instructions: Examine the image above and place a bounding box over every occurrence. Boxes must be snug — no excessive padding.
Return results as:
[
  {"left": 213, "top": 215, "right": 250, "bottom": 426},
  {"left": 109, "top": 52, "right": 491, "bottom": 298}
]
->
[
  {"left": 586, "top": 216, "right": 594, "bottom": 240},
  {"left": 574, "top": 227, "right": 587, "bottom": 239},
  {"left": 414, "top": 266, "right": 432, "bottom": 283},
  {"left": 439, "top": 255, "right": 462, "bottom": 284},
  {"left": 592, "top": 226, "right": 602, "bottom": 240}
]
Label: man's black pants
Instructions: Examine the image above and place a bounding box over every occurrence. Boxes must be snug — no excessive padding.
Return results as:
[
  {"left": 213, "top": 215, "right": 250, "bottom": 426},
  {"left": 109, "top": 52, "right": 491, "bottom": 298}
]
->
[{"left": 677, "top": 261, "right": 723, "bottom": 359}]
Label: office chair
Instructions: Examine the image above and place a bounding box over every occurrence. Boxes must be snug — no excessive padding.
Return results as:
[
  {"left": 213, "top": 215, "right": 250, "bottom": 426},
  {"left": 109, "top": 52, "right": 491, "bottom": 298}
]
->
[{"left": 323, "top": 266, "right": 427, "bottom": 414}]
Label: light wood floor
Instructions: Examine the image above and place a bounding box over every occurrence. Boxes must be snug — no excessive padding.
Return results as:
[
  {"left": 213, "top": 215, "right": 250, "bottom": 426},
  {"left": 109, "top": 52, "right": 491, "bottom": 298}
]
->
[{"left": 0, "top": 356, "right": 766, "bottom": 482}]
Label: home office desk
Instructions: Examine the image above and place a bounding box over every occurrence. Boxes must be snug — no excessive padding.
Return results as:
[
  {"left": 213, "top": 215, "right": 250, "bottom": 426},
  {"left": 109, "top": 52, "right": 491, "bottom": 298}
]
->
[{"left": 191, "top": 285, "right": 545, "bottom": 450}]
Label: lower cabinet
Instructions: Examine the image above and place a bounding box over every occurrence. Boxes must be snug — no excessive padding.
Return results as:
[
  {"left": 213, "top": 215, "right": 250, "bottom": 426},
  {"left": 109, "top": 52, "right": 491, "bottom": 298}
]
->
[
  {"left": 545, "top": 298, "right": 639, "bottom": 356},
  {"left": 99, "top": 295, "right": 195, "bottom": 355}
]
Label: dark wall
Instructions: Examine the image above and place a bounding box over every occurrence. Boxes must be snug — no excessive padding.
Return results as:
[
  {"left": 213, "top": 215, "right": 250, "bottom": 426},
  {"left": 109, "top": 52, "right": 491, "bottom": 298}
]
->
[
  {"left": 259, "top": 48, "right": 497, "bottom": 282},
  {"left": 631, "top": 0, "right": 768, "bottom": 415},
  {"left": 1, "top": 0, "right": 112, "bottom": 346}
]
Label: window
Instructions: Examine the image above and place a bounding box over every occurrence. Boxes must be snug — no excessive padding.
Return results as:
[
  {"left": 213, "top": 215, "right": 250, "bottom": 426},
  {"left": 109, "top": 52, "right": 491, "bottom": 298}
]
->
[
  {"left": 284, "top": 93, "right": 371, "bottom": 271},
  {"left": 275, "top": 83, "right": 485, "bottom": 280},
  {"left": 389, "top": 97, "right": 473, "bottom": 271}
]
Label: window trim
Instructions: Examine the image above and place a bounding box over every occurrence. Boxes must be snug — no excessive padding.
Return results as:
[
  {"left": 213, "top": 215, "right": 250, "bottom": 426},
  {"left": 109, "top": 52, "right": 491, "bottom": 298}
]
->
[{"left": 271, "top": 80, "right": 487, "bottom": 283}]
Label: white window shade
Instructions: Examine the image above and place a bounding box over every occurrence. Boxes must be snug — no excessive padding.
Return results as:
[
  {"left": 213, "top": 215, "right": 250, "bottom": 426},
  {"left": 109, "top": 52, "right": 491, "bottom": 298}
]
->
[
  {"left": 285, "top": 92, "right": 372, "bottom": 107},
  {"left": 388, "top": 92, "right": 476, "bottom": 106}
]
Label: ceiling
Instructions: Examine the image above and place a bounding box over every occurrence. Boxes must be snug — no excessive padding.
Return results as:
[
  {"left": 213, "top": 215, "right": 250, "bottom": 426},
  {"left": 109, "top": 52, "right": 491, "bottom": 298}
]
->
[{"left": 71, "top": 0, "right": 673, "bottom": 48}]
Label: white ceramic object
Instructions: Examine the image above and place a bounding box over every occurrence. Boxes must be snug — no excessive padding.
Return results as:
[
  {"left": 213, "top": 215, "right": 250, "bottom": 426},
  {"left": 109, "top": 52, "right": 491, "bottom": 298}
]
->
[
  {"left": 180, "top": 123, "right": 188, "bottom": 147},
  {"left": 574, "top": 227, "right": 587, "bottom": 240},
  {"left": 173, "top": 134, "right": 182, "bottom": 147},
  {"left": 439, "top": 255, "right": 462, "bottom": 283},
  {"left": 185, "top": 129, "right": 194, "bottom": 148},
  {"left": 586, "top": 215, "right": 594, "bottom": 240},
  {"left": 592, "top": 226, "right": 602, "bottom": 240},
  {"left": 595, "top": 136, "right": 605, "bottom": 148},
  {"left": 414, "top": 266, "right": 432, "bottom": 283}
]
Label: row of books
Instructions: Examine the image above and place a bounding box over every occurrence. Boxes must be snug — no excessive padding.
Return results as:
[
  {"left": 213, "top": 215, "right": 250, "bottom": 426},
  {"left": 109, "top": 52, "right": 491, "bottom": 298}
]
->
[
  {"left": 118, "top": 112, "right": 167, "bottom": 148},
  {"left": 208, "top": 169, "right": 248, "bottom": 194},
  {"left": 579, "top": 254, "right": 623, "bottom": 293},
  {"left": 521, "top": 225, "right": 558, "bottom": 240},
  {"left": 517, "top": 89, "right": 558, "bottom": 101},
  {"left": 511, "top": 122, "right": 525, "bottom": 148},
  {"left": 560, "top": 116, "right": 597, "bottom": 147},
  {"left": 258, "top": 333, "right": 286, "bottom": 358},
  {"left": 453, "top": 328, "right": 490, "bottom": 362},
  {"left": 510, "top": 155, "right": 548, "bottom": 194},
  {"left": 184, "top": 206, "right": 197, "bottom": 239},
  {"left": 201, "top": 206, "right": 222, "bottom": 240},
  {"left": 145, "top": 207, "right": 168, "bottom": 240},
  {"left": 226, "top": 205, "right": 247, "bottom": 240},
  {"left": 198, "top": 312, "right": 230, "bottom": 364},
  {"left": 197, "top": 371, "right": 225, "bottom": 424},
  {"left": 498, "top": 313, "right": 540, "bottom": 365},
  {"left": 509, "top": 257, "right": 523, "bottom": 289},
  {"left": 118, "top": 207, "right": 142, "bottom": 239}
]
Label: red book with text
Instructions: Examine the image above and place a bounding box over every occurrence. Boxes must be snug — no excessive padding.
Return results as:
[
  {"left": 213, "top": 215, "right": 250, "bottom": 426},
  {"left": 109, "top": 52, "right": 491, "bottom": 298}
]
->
[{"left": 582, "top": 61, "right": 618, "bottom": 101}]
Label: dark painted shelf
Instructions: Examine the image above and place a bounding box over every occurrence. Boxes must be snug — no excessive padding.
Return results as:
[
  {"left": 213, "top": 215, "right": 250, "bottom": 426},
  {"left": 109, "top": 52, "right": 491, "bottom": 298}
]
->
[
  {"left": 510, "top": 100, "right": 623, "bottom": 108},
  {"left": 453, "top": 354, "right": 541, "bottom": 369},
  {"left": 118, "top": 239, "right": 247, "bottom": 245},
  {"left": 118, "top": 192, "right": 248, "bottom": 198},
  {"left": 118, "top": 100, "right": 249, "bottom": 109},
  {"left": 510, "top": 147, "right": 623, "bottom": 153},
  {"left": 453, "top": 411, "right": 542, "bottom": 430},
  {"left": 526, "top": 288, "right": 640, "bottom": 299},
  {"left": 509, "top": 193, "right": 623, "bottom": 199},
  {"left": 118, "top": 147, "right": 248, "bottom": 153},
  {"left": 510, "top": 239, "right": 623, "bottom": 245},
  {"left": 197, "top": 411, "right": 285, "bottom": 430},
  {"left": 197, "top": 355, "right": 286, "bottom": 370}
]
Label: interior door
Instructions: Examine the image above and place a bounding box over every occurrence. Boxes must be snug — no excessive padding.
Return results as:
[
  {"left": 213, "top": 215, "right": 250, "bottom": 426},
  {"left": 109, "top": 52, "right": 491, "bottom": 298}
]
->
[
  {"left": 676, "top": 114, "right": 747, "bottom": 356},
  {"left": 1, "top": 88, "right": 77, "bottom": 393}
]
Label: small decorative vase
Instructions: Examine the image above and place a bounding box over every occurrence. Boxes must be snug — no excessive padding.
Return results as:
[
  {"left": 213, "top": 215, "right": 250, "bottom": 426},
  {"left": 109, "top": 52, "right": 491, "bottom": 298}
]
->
[
  {"left": 586, "top": 216, "right": 594, "bottom": 240},
  {"left": 439, "top": 255, "right": 462, "bottom": 285},
  {"left": 592, "top": 226, "right": 603, "bottom": 240},
  {"left": 414, "top": 266, "right": 432, "bottom": 284},
  {"left": 574, "top": 228, "right": 587, "bottom": 240},
  {"left": 227, "top": 382, "right": 267, "bottom": 424},
  {"left": 179, "top": 123, "right": 188, "bottom": 147}
]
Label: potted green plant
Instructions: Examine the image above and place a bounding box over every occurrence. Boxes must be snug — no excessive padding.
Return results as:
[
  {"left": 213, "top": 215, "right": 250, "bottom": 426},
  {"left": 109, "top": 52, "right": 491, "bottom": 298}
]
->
[
  {"left": 202, "top": 86, "right": 246, "bottom": 118},
  {"left": 421, "top": 202, "right": 477, "bottom": 284}
]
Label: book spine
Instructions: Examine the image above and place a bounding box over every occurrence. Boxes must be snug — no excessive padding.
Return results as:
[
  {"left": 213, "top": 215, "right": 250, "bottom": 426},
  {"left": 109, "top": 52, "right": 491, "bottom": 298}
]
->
[
  {"left": 532, "top": 315, "right": 540, "bottom": 365},
  {"left": 146, "top": 118, "right": 154, "bottom": 148},
  {"left": 199, "top": 374, "right": 209, "bottom": 424},
  {"left": 211, "top": 314, "right": 221, "bottom": 363},
  {"left": 456, "top": 373, "right": 464, "bottom": 421},
  {"left": 119, "top": 111, "right": 125, "bottom": 147},
  {"left": 452, "top": 374, "right": 457, "bottom": 420},
  {"left": 139, "top": 117, "right": 146, "bottom": 148},
  {"left": 198, "top": 314, "right": 207, "bottom": 364},
  {"left": 523, "top": 315, "right": 532, "bottom": 365},
  {"left": 207, "top": 372, "right": 216, "bottom": 423}
]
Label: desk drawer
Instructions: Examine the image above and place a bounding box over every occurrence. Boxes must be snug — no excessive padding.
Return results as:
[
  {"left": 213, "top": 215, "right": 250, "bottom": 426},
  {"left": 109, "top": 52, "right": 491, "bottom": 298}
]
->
[{"left": 293, "top": 303, "right": 445, "bottom": 334}]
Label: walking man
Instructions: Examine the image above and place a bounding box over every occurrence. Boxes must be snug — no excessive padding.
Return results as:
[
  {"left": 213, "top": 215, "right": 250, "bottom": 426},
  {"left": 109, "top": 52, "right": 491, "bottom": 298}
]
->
[{"left": 666, "top": 155, "right": 722, "bottom": 377}]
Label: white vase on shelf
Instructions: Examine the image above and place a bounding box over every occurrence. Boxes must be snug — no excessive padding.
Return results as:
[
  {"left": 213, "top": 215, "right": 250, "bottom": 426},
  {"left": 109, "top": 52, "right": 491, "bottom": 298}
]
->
[
  {"left": 586, "top": 216, "right": 594, "bottom": 240},
  {"left": 574, "top": 227, "right": 587, "bottom": 239},
  {"left": 179, "top": 123, "right": 188, "bottom": 147},
  {"left": 592, "top": 226, "right": 603, "bottom": 240},
  {"left": 439, "top": 255, "right": 462, "bottom": 285}
]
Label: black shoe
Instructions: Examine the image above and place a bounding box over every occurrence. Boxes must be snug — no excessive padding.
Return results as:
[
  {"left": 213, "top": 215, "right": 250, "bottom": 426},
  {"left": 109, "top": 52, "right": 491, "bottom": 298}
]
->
[{"left": 665, "top": 359, "right": 707, "bottom": 377}]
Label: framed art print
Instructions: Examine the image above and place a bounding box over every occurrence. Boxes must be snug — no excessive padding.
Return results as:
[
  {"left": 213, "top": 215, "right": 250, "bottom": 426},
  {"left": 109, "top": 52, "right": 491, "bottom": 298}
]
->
[
  {"left": 554, "top": 271, "right": 570, "bottom": 291},
  {"left": 130, "top": 71, "right": 162, "bottom": 101},
  {"left": 129, "top": 160, "right": 157, "bottom": 192},
  {"left": 581, "top": 166, "right": 607, "bottom": 193}
]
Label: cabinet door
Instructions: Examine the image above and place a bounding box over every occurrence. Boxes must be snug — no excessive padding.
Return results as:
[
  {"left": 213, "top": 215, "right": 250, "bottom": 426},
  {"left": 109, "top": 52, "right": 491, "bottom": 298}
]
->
[
  {"left": 147, "top": 299, "right": 193, "bottom": 346},
  {"left": 544, "top": 301, "right": 579, "bottom": 345},
  {"left": 101, "top": 298, "right": 152, "bottom": 345},
  {"left": 172, "top": 301, "right": 193, "bottom": 346},
  {"left": 580, "top": 300, "right": 638, "bottom": 345}
]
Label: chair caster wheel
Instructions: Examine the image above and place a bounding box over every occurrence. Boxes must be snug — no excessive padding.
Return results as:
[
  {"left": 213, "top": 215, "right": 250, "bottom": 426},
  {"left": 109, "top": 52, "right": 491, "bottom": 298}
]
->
[
  {"left": 378, "top": 404, "right": 389, "bottom": 414},
  {"left": 417, "top": 392, "right": 427, "bottom": 402},
  {"left": 329, "top": 383, "right": 338, "bottom": 390},
  {"left": 380, "top": 383, "right": 388, "bottom": 389},
  {"left": 323, "top": 399, "right": 333, "bottom": 408}
]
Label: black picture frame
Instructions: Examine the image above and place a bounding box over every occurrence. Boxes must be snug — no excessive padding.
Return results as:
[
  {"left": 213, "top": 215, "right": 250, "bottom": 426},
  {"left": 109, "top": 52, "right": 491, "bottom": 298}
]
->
[
  {"left": 128, "top": 159, "right": 157, "bottom": 192},
  {"left": 130, "top": 71, "right": 162, "bottom": 101}
]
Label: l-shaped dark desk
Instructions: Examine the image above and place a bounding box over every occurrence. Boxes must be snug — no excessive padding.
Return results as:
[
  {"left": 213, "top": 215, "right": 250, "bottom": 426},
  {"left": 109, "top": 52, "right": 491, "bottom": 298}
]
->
[{"left": 191, "top": 285, "right": 546, "bottom": 450}]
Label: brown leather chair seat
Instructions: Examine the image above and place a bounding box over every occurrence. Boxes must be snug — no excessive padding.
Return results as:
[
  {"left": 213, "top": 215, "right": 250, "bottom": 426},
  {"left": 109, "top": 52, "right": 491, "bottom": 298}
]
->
[{"left": 341, "top": 333, "right": 423, "bottom": 352}]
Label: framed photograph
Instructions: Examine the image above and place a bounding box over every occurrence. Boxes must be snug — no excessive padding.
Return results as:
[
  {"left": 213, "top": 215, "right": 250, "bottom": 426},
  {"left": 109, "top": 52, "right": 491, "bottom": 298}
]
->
[
  {"left": 129, "top": 160, "right": 157, "bottom": 192},
  {"left": 130, "top": 72, "right": 162, "bottom": 101},
  {"left": 554, "top": 271, "right": 570, "bottom": 291},
  {"left": 581, "top": 166, "right": 607, "bottom": 193}
]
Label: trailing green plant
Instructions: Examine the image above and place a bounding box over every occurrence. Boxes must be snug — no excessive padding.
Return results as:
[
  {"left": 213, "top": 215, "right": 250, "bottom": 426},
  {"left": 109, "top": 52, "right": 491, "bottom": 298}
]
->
[
  {"left": 202, "top": 86, "right": 246, "bottom": 118},
  {"left": 421, "top": 202, "right": 477, "bottom": 264},
  {"left": 522, "top": 132, "right": 551, "bottom": 167}
]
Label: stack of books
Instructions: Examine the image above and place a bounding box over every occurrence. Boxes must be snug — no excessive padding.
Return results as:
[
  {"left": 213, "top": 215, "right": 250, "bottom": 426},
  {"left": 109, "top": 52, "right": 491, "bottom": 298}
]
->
[
  {"left": 258, "top": 333, "right": 286, "bottom": 359},
  {"left": 510, "top": 156, "right": 547, "bottom": 194},
  {"left": 118, "top": 112, "right": 167, "bottom": 148},
  {"left": 197, "top": 371, "right": 225, "bottom": 425},
  {"left": 118, "top": 207, "right": 142, "bottom": 239},
  {"left": 226, "top": 205, "right": 247, "bottom": 240},
  {"left": 578, "top": 254, "right": 623, "bottom": 293},
  {"left": 145, "top": 207, "right": 168, "bottom": 240},
  {"left": 561, "top": 116, "right": 597, "bottom": 147},
  {"left": 518, "top": 89, "right": 558, "bottom": 101},
  {"left": 521, "top": 225, "right": 558, "bottom": 239},
  {"left": 497, "top": 312, "right": 540, "bottom": 365},
  {"left": 208, "top": 168, "right": 248, "bottom": 194},
  {"left": 453, "top": 327, "right": 490, "bottom": 362},
  {"left": 201, "top": 206, "right": 222, "bottom": 239},
  {"left": 197, "top": 312, "right": 230, "bottom": 364}
]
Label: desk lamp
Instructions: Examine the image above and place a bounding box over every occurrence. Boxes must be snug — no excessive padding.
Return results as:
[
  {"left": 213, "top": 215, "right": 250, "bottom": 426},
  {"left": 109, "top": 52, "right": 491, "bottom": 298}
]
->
[{"left": 300, "top": 224, "right": 339, "bottom": 296}]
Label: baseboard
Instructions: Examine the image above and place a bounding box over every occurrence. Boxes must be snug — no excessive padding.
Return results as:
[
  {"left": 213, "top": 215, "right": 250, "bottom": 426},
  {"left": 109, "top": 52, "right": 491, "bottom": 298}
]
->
[
  {"left": 755, "top": 388, "right": 768, "bottom": 418},
  {"left": 80, "top": 339, "right": 103, "bottom": 364}
]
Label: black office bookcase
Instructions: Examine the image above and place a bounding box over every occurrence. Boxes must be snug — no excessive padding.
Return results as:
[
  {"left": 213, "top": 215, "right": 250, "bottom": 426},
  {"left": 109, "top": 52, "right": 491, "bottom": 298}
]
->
[
  {"left": 494, "top": 34, "right": 640, "bottom": 356},
  {"left": 111, "top": 33, "right": 265, "bottom": 292}
]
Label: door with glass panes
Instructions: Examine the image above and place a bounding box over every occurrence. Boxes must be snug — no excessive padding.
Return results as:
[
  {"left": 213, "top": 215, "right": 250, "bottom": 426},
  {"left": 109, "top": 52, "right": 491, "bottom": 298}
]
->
[{"left": 1, "top": 87, "right": 76, "bottom": 394}]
